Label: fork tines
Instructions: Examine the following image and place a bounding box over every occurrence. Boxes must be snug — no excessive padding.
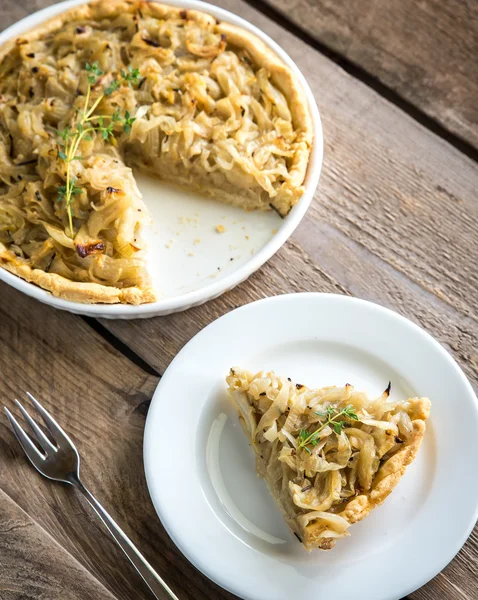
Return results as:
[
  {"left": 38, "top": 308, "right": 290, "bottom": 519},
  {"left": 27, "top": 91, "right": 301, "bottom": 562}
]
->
[{"left": 4, "top": 393, "right": 73, "bottom": 467}]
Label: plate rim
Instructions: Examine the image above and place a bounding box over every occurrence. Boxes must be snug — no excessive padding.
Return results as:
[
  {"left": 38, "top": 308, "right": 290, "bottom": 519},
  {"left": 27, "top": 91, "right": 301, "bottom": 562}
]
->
[
  {"left": 143, "top": 292, "right": 478, "bottom": 600},
  {"left": 0, "top": 0, "right": 323, "bottom": 319}
]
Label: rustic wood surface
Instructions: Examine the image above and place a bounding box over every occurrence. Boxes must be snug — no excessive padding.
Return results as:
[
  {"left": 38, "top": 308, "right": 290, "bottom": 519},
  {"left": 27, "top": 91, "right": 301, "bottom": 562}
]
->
[
  {"left": 261, "top": 0, "right": 478, "bottom": 152},
  {"left": 1, "top": 1, "right": 477, "bottom": 600},
  {"left": 0, "top": 284, "right": 235, "bottom": 600}
]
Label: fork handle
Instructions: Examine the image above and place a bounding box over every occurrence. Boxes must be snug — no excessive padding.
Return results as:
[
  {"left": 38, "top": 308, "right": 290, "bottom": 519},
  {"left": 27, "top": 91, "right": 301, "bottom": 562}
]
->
[{"left": 68, "top": 473, "right": 179, "bottom": 600}]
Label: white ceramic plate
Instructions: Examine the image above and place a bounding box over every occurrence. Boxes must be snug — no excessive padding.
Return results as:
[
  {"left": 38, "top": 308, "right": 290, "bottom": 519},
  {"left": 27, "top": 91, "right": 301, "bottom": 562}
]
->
[
  {"left": 0, "top": 0, "right": 323, "bottom": 319},
  {"left": 144, "top": 293, "right": 478, "bottom": 600}
]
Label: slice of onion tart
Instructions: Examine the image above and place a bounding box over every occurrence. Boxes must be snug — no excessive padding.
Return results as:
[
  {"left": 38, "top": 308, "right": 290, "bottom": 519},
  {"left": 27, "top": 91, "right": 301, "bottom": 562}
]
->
[{"left": 226, "top": 368, "right": 431, "bottom": 551}]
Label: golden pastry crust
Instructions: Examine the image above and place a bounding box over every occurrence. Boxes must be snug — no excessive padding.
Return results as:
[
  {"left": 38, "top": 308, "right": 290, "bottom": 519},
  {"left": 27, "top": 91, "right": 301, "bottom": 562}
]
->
[
  {"left": 303, "top": 412, "right": 429, "bottom": 549},
  {"left": 0, "top": 243, "right": 155, "bottom": 304},
  {"left": 0, "top": 0, "right": 312, "bottom": 304},
  {"left": 213, "top": 20, "right": 312, "bottom": 215}
]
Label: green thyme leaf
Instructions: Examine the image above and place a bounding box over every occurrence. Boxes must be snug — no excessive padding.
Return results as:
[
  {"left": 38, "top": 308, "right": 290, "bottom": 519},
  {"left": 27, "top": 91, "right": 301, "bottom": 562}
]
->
[
  {"left": 344, "top": 404, "right": 358, "bottom": 420},
  {"left": 333, "top": 422, "right": 344, "bottom": 435},
  {"left": 85, "top": 61, "right": 103, "bottom": 85},
  {"left": 56, "top": 126, "right": 71, "bottom": 141},
  {"left": 123, "top": 110, "right": 136, "bottom": 134},
  {"left": 85, "top": 61, "right": 103, "bottom": 76},
  {"left": 298, "top": 429, "right": 309, "bottom": 444},
  {"left": 112, "top": 108, "right": 122, "bottom": 122},
  {"left": 297, "top": 429, "right": 320, "bottom": 452},
  {"left": 56, "top": 62, "right": 139, "bottom": 236},
  {"left": 298, "top": 402, "right": 360, "bottom": 450},
  {"left": 104, "top": 79, "right": 121, "bottom": 96},
  {"left": 122, "top": 65, "right": 142, "bottom": 87}
]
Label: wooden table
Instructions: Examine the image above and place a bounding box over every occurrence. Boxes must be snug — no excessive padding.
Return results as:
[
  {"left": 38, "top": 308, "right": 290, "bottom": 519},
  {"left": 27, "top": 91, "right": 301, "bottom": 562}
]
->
[{"left": 1, "top": 1, "right": 477, "bottom": 599}]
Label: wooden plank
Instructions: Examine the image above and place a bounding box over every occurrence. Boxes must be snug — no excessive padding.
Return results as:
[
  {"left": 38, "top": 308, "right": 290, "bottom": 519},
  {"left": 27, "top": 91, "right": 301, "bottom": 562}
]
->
[
  {"left": 0, "top": 0, "right": 54, "bottom": 30},
  {"left": 1, "top": 490, "right": 117, "bottom": 600},
  {"left": 0, "top": 283, "right": 236, "bottom": 600},
  {"left": 261, "top": 0, "right": 478, "bottom": 150}
]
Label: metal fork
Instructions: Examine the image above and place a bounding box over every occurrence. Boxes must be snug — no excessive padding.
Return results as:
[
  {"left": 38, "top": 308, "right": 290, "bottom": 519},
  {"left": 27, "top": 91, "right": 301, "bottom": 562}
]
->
[{"left": 4, "top": 393, "right": 179, "bottom": 600}]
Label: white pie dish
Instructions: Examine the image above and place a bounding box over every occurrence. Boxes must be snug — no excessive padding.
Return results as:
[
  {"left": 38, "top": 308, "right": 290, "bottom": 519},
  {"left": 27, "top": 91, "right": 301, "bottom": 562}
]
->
[
  {"left": 144, "top": 293, "right": 478, "bottom": 600},
  {"left": 0, "top": 0, "right": 323, "bottom": 319}
]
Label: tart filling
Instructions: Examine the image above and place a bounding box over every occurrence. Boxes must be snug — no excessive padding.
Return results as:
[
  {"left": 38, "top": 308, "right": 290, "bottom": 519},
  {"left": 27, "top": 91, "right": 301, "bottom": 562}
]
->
[
  {"left": 227, "top": 368, "right": 431, "bottom": 550},
  {"left": 0, "top": 0, "right": 312, "bottom": 303}
]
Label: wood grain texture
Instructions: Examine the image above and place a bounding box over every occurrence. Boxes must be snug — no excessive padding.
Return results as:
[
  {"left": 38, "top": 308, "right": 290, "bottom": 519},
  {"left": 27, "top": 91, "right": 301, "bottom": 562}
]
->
[
  {"left": 0, "top": 283, "right": 236, "bottom": 600},
  {"left": 1, "top": 490, "right": 117, "bottom": 600},
  {"left": 0, "top": 1, "right": 477, "bottom": 600},
  {"left": 262, "top": 0, "right": 478, "bottom": 149}
]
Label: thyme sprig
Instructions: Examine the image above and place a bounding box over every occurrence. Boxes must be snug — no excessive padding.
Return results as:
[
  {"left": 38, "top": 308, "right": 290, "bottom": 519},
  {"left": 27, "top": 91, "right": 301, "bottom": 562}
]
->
[
  {"left": 297, "top": 404, "right": 358, "bottom": 455},
  {"left": 57, "top": 62, "right": 141, "bottom": 236}
]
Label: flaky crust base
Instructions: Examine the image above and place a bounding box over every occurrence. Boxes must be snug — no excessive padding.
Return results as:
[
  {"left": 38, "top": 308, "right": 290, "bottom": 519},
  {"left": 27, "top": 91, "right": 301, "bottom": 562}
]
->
[
  {"left": 0, "top": 0, "right": 313, "bottom": 303},
  {"left": 0, "top": 244, "right": 156, "bottom": 305},
  {"left": 303, "top": 398, "right": 431, "bottom": 550}
]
